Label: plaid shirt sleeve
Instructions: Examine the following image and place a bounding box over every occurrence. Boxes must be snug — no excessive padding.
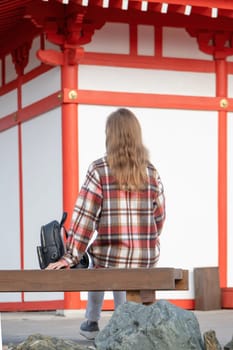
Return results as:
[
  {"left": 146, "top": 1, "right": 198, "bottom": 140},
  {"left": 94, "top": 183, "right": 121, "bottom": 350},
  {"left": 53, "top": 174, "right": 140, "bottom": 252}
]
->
[
  {"left": 63, "top": 164, "right": 102, "bottom": 266},
  {"left": 154, "top": 171, "right": 166, "bottom": 236}
]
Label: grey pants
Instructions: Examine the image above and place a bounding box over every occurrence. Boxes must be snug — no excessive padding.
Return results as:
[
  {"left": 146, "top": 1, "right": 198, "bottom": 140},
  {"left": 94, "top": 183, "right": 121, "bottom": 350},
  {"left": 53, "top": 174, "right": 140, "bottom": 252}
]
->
[{"left": 85, "top": 291, "right": 126, "bottom": 322}]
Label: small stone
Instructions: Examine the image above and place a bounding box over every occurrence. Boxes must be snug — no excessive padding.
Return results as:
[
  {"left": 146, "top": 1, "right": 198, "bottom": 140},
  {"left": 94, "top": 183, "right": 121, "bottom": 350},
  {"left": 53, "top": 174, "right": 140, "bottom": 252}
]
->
[
  {"left": 7, "top": 334, "right": 91, "bottom": 350},
  {"left": 203, "top": 330, "right": 222, "bottom": 350}
]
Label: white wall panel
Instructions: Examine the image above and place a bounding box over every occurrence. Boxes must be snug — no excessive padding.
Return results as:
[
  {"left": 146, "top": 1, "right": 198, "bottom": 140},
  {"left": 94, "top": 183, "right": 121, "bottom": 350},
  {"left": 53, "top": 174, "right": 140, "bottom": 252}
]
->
[
  {"left": 24, "top": 36, "right": 41, "bottom": 74},
  {"left": 163, "top": 27, "right": 212, "bottom": 60},
  {"left": 78, "top": 105, "right": 108, "bottom": 183},
  {"left": 137, "top": 25, "right": 155, "bottom": 56},
  {"left": 45, "top": 37, "right": 61, "bottom": 51},
  {"left": 227, "top": 56, "right": 233, "bottom": 62},
  {"left": 0, "top": 90, "right": 17, "bottom": 119},
  {"left": 138, "top": 108, "right": 218, "bottom": 299},
  {"left": 0, "top": 126, "right": 21, "bottom": 302},
  {"left": 22, "top": 108, "right": 63, "bottom": 301},
  {"left": 22, "top": 67, "right": 60, "bottom": 107},
  {"left": 228, "top": 112, "right": 233, "bottom": 286},
  {"left": 228, "top": 75, "right": 233, "bottom": 98},
  {"left": 84, "top": 23, "right": 129, "bottom": 54},
  {"left": 79, "top": 65, "right": 215, "bottom": 96},
  {"left": 78, "top": 105, "right": 218, "bottom": 300},
  {"left": 5, "top": 54, "right": 17, "bottom": 83},
  {"left": 0, "top": 126, "right": 20, "bottom": 268}
]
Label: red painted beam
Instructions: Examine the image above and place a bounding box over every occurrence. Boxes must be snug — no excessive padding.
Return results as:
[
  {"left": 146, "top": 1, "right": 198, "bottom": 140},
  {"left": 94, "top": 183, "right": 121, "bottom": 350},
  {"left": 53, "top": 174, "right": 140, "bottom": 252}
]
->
[{"left": 77, "top": 90, "right": 233, "bottom": 112}]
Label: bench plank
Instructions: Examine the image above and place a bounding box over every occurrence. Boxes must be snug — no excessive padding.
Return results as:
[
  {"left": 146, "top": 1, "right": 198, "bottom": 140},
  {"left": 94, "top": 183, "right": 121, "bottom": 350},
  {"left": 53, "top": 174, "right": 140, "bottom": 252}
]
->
[{"left": 0, "top": 268, "right": 188, "bottom": 293}]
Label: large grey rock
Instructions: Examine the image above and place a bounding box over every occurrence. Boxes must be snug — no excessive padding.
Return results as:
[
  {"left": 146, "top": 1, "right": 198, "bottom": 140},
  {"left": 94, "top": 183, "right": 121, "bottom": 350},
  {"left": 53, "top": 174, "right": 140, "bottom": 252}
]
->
[{"left": 95, "top": 300, "right": 204, "bottom": 350}]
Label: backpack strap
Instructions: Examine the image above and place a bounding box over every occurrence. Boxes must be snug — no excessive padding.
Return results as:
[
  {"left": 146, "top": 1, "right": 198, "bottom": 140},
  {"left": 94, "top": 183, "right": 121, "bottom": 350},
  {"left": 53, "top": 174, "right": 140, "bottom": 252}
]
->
[{"left": 60, "top": 211, "right": 67, "bottom": 228}]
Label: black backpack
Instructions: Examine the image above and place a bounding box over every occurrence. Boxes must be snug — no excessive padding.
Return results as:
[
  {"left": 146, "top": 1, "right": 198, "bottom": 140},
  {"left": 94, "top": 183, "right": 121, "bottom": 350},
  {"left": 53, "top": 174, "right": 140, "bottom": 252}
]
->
[{"left": 37, "top": 212, "right": 89, "bottom": 269}]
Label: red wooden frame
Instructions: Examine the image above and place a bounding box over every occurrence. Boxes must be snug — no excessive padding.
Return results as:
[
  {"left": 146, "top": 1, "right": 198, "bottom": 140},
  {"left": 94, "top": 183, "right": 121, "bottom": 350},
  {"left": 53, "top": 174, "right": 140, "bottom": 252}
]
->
[{"left": 0, "top": 13, "right": 232, "bottom": 310}]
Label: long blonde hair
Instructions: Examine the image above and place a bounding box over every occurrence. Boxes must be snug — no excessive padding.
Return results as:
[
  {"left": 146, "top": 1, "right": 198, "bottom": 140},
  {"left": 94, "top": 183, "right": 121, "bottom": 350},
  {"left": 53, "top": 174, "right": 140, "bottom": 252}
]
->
[{"left": 105, "top": 108, "right": 149, "bottom": 190}]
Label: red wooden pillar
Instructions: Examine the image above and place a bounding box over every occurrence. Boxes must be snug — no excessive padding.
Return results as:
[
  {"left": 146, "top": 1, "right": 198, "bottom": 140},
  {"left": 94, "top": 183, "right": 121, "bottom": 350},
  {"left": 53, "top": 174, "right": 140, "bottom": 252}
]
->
[
  {"left": 190, "top": 31, "right": 229, "bottom": 289},
  {"left": 62, "top": 52, "right": 81, "bottom": 310},
  {"left": 37, "top": 45, "right": 84, "bottom": 310},
  {"left": 191, "top": 30, "right": 230, "bottom": 289},
  {"left": 215, "top": 57, "right": 228, "bottom": 288}
]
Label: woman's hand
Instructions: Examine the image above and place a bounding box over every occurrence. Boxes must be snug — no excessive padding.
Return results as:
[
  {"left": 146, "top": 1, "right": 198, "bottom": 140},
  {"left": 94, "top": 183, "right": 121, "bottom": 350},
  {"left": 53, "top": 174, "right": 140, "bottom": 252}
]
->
[{"left": 46, "top": 259, "right": 69, "bottom": 270}]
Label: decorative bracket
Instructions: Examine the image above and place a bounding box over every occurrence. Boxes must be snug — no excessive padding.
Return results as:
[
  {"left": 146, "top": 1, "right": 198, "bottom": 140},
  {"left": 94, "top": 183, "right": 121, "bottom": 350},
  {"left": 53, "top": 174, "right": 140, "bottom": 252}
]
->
[
  {"left": 11, "top": 41, "right": 32, "bottom": 75},
  {"left": 187, "top": 29, "right": 233, "bottom": 59},
  {"left": 24, "top": 1, "right": 105, "bottom": 66},
  {"left": 37, "top": 46, "right": 84, "bottom": 66}
]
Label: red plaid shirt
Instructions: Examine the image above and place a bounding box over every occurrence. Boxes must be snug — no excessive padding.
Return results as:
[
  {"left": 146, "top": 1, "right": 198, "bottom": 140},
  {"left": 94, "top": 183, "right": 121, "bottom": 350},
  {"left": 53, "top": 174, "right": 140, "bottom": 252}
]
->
[{"left": 64, "top": 157, "right": 165, "bottom": 268}]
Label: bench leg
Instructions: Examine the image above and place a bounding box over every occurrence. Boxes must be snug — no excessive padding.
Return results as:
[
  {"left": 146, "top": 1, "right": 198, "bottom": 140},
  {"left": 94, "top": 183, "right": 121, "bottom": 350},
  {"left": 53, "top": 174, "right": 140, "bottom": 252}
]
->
[
  {"left": 126, "top": 290, "right": 156, "bottom": 304},
  {"left": 126, "top": 290, "right": 142, "bottom": 303},
  {"left": 140, "top": 290, "right": 156, "bottom": 305}
]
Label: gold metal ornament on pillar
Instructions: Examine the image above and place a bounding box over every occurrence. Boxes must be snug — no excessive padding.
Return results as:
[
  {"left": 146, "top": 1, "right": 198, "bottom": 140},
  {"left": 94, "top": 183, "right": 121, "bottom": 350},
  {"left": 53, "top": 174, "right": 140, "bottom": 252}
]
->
[
  {"left": 68, "top": 90, "right": 78, "bottom": 100},
  {"left": 220, "top": 98, "right": 228, "bottom": 108}
]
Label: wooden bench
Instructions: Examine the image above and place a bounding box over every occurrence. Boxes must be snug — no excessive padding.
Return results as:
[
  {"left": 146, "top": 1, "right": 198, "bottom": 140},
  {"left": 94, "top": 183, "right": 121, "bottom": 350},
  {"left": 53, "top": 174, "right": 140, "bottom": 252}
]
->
[{"left": 0, "top": 268, "right": 188, "bottom": 304}]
